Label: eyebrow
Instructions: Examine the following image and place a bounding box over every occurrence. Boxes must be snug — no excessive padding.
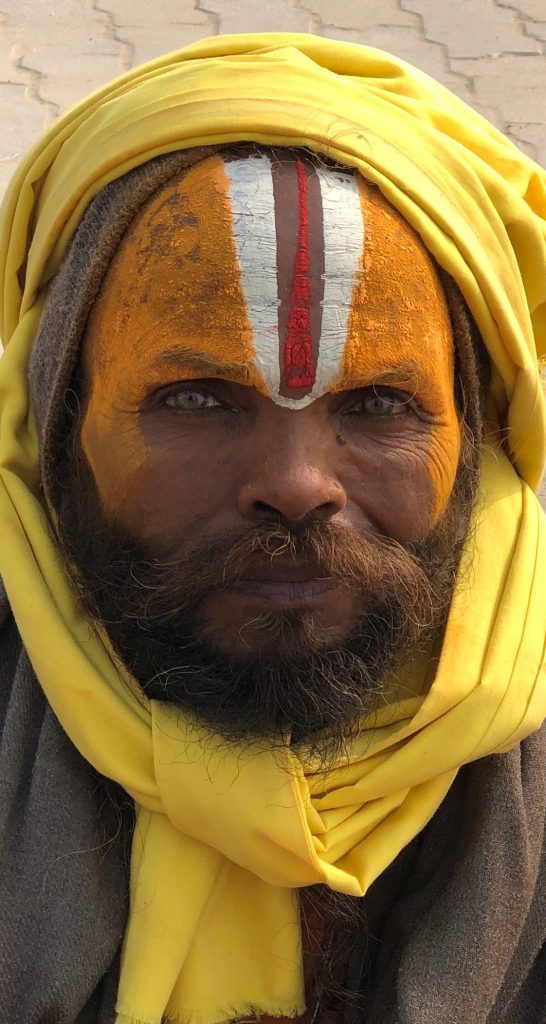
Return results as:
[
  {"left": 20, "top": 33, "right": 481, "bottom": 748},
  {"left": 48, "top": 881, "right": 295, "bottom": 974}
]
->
[
  {"left": 342, "top": 359, "right": 429, "bottom": 390},
  {"left": 148, "top": 346, "right": 251, "bottom": 381},
  {"left": 148, "top": 350, "right": 430, "bottom": 391}
]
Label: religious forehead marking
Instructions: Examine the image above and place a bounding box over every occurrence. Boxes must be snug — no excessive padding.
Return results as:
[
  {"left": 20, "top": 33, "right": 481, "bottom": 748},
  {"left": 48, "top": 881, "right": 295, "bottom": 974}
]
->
[{"left": 223, "top": 154, "right": 364, "bottom": 409}]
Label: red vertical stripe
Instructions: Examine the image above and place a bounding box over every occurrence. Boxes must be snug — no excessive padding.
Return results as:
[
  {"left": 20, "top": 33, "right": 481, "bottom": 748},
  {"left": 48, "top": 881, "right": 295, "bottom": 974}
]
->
[{"left": 282, "top": 159, "right": 315, "bottom": 389}]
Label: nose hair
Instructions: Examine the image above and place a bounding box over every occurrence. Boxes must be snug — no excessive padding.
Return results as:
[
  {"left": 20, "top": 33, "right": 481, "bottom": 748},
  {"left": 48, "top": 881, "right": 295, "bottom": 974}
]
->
[{"left": 238, "top": 451, "right": 347, "bottom": 527}]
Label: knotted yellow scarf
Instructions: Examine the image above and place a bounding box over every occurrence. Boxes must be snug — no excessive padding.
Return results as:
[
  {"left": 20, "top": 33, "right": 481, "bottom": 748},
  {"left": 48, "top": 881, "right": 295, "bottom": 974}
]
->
[{"left": 0, "top": 33, "right": 545, "bottom": 1024}]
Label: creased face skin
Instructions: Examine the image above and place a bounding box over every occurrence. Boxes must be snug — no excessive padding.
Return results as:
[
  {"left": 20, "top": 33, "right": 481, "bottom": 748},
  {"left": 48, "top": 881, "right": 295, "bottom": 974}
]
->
[{"left": 61, "top": 148, "right": 473, "bottom": 753}]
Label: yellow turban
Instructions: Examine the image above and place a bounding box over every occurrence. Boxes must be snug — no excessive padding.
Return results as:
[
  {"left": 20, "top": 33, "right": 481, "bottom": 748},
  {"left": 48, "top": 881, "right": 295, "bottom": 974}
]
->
[{"left": 0, "top": 33, "right": 545, "bottom": 1024}]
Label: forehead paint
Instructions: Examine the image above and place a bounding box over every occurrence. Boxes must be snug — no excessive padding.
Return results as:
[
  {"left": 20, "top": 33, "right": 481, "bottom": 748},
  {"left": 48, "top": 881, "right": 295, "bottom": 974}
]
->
[
  {"left": 337, "top": 178, "right": 461, "bottom": 519},
  {"left": 81, "top": 154, "right": 263, "bottom": 498},
  {"left": 224, "top": 154, "right": 363, "bottom": 407},
  {"left": 83, "top": 154, "right": 264, "bottom": 400},
  {"left": 274, "top": 157, "right": 317, "bottom": 392},
  {"left": 84, "top": 152, "right": 367, "bottom": 411}
]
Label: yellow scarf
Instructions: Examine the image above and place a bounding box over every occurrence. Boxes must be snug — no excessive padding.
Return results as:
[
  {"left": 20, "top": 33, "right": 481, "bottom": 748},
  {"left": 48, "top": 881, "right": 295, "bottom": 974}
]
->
[{"left": 0, "top": 33, "right": 545, "bottom": 1024}]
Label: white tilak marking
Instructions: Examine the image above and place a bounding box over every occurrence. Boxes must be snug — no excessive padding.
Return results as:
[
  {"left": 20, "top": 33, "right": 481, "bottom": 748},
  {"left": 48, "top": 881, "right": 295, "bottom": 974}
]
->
[
  {"left": 307, "top": 169, "right": 364, "bottom": 404},
  {"left": 224, "top": 156, "right": 281, "bottom": 400}
]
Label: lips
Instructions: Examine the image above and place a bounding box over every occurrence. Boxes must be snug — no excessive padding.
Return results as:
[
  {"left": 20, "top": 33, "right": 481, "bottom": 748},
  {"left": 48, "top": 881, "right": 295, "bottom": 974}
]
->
[{"left": 225, "top": 577, "right": 339, "bottom": 607}]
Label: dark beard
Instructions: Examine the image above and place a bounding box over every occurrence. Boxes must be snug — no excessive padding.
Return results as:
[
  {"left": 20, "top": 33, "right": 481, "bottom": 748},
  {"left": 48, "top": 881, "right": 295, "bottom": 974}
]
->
[{"left": 54, "top": 438, "right": 477, "bottom": 761}]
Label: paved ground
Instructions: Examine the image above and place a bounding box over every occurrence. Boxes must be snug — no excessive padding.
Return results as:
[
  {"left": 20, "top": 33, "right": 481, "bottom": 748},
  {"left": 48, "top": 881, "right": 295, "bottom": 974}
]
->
[{"left": 0, "top": 0, "right": 544, "bottom": 502}]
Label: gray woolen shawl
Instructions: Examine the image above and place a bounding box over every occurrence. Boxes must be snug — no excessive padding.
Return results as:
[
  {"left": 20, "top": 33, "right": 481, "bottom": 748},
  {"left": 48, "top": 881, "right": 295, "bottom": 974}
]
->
[{"left": 1, "top": 151, "right": 546, "bottom": 1024}]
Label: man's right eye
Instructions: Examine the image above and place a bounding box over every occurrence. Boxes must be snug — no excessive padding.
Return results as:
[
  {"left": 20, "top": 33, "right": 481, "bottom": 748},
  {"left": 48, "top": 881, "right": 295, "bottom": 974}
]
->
[{"left": 162, "top": 387, "right": 223, "bottom": 411}]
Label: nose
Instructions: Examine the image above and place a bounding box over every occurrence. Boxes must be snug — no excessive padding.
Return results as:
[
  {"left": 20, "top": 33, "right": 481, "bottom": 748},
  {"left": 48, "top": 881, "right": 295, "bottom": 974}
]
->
[{"left": 238, "top": 436, "right": 347, "bottom": 527}]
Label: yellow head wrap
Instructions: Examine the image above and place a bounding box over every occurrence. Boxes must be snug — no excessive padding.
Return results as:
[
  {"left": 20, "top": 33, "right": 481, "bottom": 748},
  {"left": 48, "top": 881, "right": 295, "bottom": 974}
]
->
[{"left": 0, "top": 33, "right": 545, "bottom": 1024}]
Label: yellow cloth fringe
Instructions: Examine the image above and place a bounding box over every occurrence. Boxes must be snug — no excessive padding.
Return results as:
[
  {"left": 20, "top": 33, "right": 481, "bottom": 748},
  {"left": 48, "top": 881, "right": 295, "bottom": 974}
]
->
[{"left": 0, "top": 32, "right": 545, "bottom": 1024}]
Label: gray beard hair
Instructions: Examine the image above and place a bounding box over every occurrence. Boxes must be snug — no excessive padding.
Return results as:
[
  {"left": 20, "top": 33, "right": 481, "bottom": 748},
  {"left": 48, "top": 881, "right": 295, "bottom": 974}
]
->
[{"left": 53, "top": 433, "right": 478, "bottom": 765}]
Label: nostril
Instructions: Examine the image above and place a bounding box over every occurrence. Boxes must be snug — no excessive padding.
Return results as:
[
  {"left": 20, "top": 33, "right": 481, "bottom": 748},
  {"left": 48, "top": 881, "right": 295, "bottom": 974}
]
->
[
  {"left": 316, "top": 501, "right": 340, "bottom": 519},
  {"left": 253, "top": 500, "right": 280, "bottom": 517},
  {"left": 252, "top": 499, "right": 339, "bottom": 527}
]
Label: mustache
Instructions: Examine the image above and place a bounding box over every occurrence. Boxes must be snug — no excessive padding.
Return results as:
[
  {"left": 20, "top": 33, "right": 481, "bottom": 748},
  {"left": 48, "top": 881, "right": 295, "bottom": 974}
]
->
[
  {"left": 72, "top": 512, "right": 449, "bottom": 757},
  {"left": 103, "top": 519, "right": 440, "bottom": 632},
  {"left": 53, "top": 444, "right": 474, "bottom": 755},
  {"left": 50, "top": 423, "right": 478, "bottom": 758}
]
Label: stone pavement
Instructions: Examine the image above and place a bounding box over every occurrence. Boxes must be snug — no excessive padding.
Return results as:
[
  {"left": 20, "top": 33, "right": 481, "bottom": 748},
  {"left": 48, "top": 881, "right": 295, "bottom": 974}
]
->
[
  {"left": 1, "top": 0, "right": 546, "bottom": 197},
  {"left": 0, "top": 0, "right": 545, "bottom": 502}
]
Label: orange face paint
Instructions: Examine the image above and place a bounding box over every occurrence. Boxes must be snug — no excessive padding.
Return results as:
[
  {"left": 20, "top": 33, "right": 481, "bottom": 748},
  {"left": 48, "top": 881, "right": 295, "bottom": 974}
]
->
[
  {"left": 82, "top": 150, "right": 460, "bottom": 524},
  {"left": 81, "top": 154, "right": 265, "bottom": 502},
  {"left": 338, "top": 178, "right": 460, "bottom": 520},
  {"left": 83, "top": 154, "right": 262, "bottom": 393}
]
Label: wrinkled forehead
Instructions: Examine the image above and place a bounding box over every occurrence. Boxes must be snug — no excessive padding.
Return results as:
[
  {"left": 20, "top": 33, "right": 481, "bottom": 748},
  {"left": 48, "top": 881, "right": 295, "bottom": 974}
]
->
[{"left": 85, "top": 150, "right": 454, "bottom": 406}]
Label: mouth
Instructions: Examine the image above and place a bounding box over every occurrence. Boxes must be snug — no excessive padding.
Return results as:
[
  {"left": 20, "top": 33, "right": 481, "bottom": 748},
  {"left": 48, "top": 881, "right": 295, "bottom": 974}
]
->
[{"left": 224, "top": 577, "right": 340, "bottom": 608}]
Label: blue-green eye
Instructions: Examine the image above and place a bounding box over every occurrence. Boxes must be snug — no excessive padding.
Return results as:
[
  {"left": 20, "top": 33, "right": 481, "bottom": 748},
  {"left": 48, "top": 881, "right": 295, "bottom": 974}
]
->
[
  {"left": 345, "top": 387, "right": 414, "bottom": 417},
  {"left": 164, "top": 388, "right": 222, "bottom": 411}
]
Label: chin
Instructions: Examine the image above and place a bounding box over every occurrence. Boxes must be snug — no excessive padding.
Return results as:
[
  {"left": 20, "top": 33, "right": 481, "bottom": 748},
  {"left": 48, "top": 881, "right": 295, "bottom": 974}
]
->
[{"left": 198, "top": 596, "right": 358, "bottom": 662}]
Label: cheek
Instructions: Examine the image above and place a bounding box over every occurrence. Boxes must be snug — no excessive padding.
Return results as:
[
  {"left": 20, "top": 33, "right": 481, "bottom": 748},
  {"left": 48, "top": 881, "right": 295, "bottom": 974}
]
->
[
  {"left": 80, "top": 396, "right": 149, "bottom": 517},
  {"left": 120, "top": 460, "right": 241, "bottom": 550},
  {"left": 362, "top": 453, "right": 436, "bottom": 542},
  {"left": 82, "top": 398, "right": 240, "bottom": 544},
  {"left": 427, "top": 418, "right": 461, "bottom": 524},
  {"left": 343, "top": 423, "right": 460, "bottom": 543}
]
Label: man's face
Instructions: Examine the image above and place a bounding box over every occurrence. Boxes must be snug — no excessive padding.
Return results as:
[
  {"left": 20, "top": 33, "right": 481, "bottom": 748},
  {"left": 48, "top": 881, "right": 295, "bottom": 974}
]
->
[{"left": 62, "top": 150, "right": 469, "bottom": 750}]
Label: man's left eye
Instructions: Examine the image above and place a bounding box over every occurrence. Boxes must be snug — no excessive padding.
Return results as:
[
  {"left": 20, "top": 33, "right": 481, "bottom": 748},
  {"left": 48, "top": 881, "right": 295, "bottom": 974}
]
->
[
  {"left": 344, "top": 387, "right": 414, "bottom": 417},
  {"left": 163, "top": 388, "right": 222, "bottom": 411}
]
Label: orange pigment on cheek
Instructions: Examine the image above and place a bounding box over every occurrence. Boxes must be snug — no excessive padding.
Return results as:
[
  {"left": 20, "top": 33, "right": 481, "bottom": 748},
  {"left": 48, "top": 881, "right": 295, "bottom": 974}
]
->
[
  {"left": 81, "top": 155, "right": 267, "bottom": 508},
  {"left": 338, "top": 178, "right": 461, "bottom": 523}
]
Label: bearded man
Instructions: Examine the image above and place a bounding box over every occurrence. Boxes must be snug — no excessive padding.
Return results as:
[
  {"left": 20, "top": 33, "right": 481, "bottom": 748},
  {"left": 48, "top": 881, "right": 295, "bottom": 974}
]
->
[{"left": 0, "top": 32, "right": 545, "bottom": 1024}]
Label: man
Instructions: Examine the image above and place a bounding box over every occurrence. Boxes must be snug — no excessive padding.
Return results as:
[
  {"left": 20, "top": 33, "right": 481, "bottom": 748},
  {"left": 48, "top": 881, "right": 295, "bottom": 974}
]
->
[{"left": 0, "top": 32, "right": 545, "bottom": 1024}]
